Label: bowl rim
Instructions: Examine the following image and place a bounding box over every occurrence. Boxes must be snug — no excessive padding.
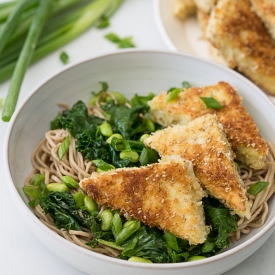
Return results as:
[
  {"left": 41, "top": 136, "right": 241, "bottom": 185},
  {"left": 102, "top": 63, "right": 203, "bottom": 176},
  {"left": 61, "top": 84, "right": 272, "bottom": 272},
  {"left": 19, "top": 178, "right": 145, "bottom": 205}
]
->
[{"left": 3, "top": 49, "right": 275, "bottom": 269}]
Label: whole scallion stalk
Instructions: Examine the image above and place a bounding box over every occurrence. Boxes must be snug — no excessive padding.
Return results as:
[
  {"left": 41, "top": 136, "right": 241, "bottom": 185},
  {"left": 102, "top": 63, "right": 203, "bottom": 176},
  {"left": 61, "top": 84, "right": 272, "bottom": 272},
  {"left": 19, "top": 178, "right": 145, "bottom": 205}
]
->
[
  {"left": 0, "top": 0, "right": 38, "bottom": 56},
  {"left": 2, "top": 0, "right": 52, "bottom": 122},
  {"left": 0, "top": 0, "right": 123, "bottom": 122}
]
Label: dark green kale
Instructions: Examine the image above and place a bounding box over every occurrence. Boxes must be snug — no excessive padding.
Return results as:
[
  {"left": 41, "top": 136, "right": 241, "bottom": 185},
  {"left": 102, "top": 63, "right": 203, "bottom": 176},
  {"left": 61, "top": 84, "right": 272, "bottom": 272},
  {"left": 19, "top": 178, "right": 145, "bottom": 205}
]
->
[
  {"left": 101, "top": 99, "right": 150, "bottom": 139},
  {"left": 119, "top": 227, "right": 171, "bottom": 263},
  {"left": 53, "top": 100, "right": 104, "bottom": 137},
  {"left": 203, "top": 197, "right": 239, "bottom": 253},
  {"left": 51, "top": 94, "right": 159, "bottom": 168}
]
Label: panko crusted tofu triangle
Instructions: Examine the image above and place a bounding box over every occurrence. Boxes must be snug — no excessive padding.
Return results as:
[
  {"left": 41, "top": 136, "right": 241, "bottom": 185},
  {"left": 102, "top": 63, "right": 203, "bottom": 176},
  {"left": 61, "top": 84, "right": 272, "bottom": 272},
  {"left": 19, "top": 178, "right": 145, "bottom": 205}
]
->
[
  {"left": 205, "top": 0, "right": 275, "bottom": 95},
  {"left": 80, "top": 155, "right": 209, "bottom": 245},
  {"left": 144, "top": 114, "right": 251, "bottom": 219},
  {"left": 149, "top": 81, "right": 268, "bottom": 170}
]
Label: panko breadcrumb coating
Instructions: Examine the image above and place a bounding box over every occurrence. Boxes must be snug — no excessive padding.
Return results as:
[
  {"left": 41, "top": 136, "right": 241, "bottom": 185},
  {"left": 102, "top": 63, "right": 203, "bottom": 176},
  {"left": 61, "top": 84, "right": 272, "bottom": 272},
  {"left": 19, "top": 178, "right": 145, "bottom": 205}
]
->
[
  {"left": 145, "top": 114, "right": 251, "bottom": 219},
  {"left": 80, "top": 155, "right": 209, "bottom": 245},
  {"left": 149, "top": 81, "right": 268, "bottom": 170}
]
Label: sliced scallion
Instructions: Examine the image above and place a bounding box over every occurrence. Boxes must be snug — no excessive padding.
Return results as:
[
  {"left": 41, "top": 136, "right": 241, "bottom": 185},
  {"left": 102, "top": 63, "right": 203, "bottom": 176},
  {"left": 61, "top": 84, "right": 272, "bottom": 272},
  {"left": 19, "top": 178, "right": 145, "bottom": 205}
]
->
[
  {"left": 248, "top": 181, "right": 269, "bottom": 195},
  {"left": 58, "top": 135, "right": 70, "bottom": 161},
  {"left": 60, "top": 51, "right": 69, "bottom": 64},
  {"left": 200, "top": 96, "right": 223, "bottom": 110}
]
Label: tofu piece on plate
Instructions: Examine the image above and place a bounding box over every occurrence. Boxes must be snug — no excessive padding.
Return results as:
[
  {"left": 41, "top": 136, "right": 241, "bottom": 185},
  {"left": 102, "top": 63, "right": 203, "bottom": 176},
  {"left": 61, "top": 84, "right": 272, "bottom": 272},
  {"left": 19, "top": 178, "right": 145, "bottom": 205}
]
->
[
  {"left": 149, "top": 81, "right": 268, "bottom": 170},
  {"left": 145, "top": 114, "right": 251, "bottom": 219},
  {"left": 194, "top": 0, "right": 217, "bottom": 13},
  {"left": 80, "top": 155, "right": 209, "bottom": 245},
  {"left": 250, "top": 0, "right": 275, "bottom": 40},
  {"left": 206, "top": 0, "right": 275, "bottom": 95}
]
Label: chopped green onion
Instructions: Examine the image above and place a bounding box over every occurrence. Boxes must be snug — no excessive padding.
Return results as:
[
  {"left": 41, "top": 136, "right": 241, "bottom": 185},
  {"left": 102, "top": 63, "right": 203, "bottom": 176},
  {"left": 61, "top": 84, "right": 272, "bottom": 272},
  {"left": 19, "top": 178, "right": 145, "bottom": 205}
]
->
[
  {"left": 92, "top": 159, "right": 115, "bottom": 171},
  {"left": 182, "top": 81, "right": 191, "bottom": 88},
  {"left": 22, "top": 185, "right": 39, "bottom": 199},
  {"left": 144, "top": 118, "right": 155, "bottom": 132},
  {"left": 117, "top": 36, "right": 135, "bottom": 48},
  {"left": 30, "top": 173, "right": 45, "bottom": 186},
  {"left": 200, "top": 96, "right": 223, "bottom": 109},
  {"left": 58, "top": 136, "right": 70, "bottom": 161},
  {"left": 61, "top": 175, "right": 79, "bottom": 189},
  {"left": 60, "top": 51, "right": 69, "bottom": 64},
  {"left": 115, "top": 220, "right": 140, "bottom": 245},
  {"left": 96, "top": 15, "right": 110, "bottom": 29},
  {"left": 105, "top": 33, "right": 121, "bottom": 43},
  {"left": 105, "top": 33, "right": 135, "bottom": 48},
  {"left": 97, "top": 239, "right": 123, "bottom": 250},
  {"left": 106, "top": 133, "right": 123, "bottom": 144},
  {"left": 111, "top": 137, "right": 131, "bottom": 151},
  {"left": 47, "top": 183, "right": 69, "bottom": 193},
  {"left": 166, "top": 88, "right": 182, "bottom": 102},
  {"left": 248, "top": 181, "right": 269, "bottom": 195}
]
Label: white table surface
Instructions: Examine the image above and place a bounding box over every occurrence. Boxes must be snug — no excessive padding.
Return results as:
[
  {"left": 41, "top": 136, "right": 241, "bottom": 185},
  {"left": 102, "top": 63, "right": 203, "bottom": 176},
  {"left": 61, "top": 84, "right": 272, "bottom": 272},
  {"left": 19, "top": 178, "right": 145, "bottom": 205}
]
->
[{"left": 0, "top": 1, "right": 274, "bottom": 274}]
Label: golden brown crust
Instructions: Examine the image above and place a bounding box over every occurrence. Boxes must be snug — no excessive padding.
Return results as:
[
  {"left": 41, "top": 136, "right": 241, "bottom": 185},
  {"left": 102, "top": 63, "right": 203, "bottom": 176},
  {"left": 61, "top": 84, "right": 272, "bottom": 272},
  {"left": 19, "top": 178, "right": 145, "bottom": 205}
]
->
[
  {"left": 194, "top": 0, "right": 217, "bottom": 13},
  {"left": 250, "top": 0, "right": 275, "bottom": 40},
  {"left": 80, "top": 157, "right": 209, "bottom": 245},
  {"left": 206, "top": 0, "right": 275, "bottom": 95},
  {"left": 145, "top": 114, "right": 251, "bottom": 218},
  {"left": 149, "top": 81, "right": 268, "bottom": 170}
]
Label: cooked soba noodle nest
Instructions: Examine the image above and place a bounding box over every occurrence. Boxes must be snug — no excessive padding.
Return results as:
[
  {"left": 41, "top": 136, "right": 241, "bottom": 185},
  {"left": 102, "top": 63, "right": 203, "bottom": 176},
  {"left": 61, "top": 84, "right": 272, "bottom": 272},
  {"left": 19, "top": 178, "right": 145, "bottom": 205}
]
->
[{"left": 24, "top": 128, "right": 275, "bottom": 258}]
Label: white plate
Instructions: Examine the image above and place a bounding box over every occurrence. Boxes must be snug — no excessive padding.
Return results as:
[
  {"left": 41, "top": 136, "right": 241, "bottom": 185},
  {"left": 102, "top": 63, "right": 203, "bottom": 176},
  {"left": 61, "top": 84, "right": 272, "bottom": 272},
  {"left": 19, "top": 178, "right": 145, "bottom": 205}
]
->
[{"left": 154, "top": 0, "right": 275, "bottom": 104}]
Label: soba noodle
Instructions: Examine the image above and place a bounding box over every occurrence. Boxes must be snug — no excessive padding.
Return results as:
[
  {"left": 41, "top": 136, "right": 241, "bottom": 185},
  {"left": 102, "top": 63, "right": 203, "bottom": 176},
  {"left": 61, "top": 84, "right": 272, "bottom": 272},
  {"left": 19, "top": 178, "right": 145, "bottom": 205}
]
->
[{"left": 24, "top": 99, "right": 275, "bottom": 259}]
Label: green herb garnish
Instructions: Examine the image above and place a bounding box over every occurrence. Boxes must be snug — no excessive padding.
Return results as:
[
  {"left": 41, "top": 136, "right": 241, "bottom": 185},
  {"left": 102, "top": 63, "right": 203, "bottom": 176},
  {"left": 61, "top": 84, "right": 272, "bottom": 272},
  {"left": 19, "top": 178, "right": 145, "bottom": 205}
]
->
[
  {"left": 105, "top": 33, "right": 135, "bottom": 48},
  {"left": 166, "top": 88, "right": 182, "bottom": 102},
  {"left": 58, "top": 135, "right": 70, "bottom": 161},
  {"left": 92, "top": 159, "right": 115, "bottom": 172},
  {"left": 248, "top": 181, "right": 269, "bottom": 195},
  {"left": 166, "top": 81, "right": 191, "bottom": 102},
  {"left": 60, "top": 51, "right": 69, "bottom": 64},
  {"left": 200, "top": 96, "right": 223, "bottom": 109},
  {"left": 182, "top": 81, "right": 191, "bottom": 88},
  {"left": 96, "top": 15, "right": 110, "bottom": 29}
]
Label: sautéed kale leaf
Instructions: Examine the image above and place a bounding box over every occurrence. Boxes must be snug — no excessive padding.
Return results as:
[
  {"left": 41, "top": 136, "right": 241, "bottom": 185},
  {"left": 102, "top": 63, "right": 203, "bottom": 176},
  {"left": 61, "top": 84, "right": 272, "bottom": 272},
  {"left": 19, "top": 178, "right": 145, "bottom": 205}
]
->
[
  {"left": 51, "top": 97, "right": 158, "bottom": 167},
  {"left": 28, "top": 179, "right": 239, "bottom": 263},
  {"left": 100, "top": 99, "right": 150, "bottom": 140},
  {"left": 203, "top": 198, "right": 238, "bottom": 252},
  {"left": 53, "top": 100, "right": 104, "bottom": 137}
]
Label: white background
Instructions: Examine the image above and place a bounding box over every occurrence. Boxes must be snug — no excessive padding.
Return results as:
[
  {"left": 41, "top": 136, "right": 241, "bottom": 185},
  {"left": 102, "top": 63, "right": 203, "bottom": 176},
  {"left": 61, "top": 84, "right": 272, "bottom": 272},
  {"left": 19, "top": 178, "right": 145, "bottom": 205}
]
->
[{"left": 0, "top": 0, "right": 274, "bottom": 274}]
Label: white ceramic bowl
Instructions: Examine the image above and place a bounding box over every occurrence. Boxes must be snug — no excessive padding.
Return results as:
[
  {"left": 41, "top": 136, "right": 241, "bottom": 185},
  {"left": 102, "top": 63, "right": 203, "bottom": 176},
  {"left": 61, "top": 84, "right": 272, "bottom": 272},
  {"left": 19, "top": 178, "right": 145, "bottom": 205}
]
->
[{"left": 4, "top": 50, "right": 275, "bottom": 275}]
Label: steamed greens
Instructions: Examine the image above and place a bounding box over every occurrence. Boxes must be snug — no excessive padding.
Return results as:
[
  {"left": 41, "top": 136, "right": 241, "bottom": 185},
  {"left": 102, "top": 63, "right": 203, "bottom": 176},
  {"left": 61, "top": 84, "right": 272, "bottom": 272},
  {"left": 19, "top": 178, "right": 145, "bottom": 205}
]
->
[
  {"left": 25, "top": 178, "right": 238, "bottom": 263},
  {"left": 52, "top": 91, "right": 158, "bottom": 168},
  {"left": 23, "top": 83, "right": 240, "bottom": 263}
]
